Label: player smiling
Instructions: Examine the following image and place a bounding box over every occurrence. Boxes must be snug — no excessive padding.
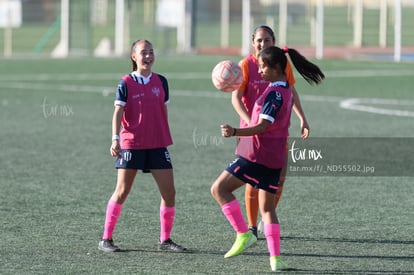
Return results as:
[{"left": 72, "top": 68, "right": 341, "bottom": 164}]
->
[{"left": 98, "top": 39, "right": 186, "bottom": 253}]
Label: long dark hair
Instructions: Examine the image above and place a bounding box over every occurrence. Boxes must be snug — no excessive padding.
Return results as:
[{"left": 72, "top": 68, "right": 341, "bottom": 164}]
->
[
  {"left": 258, "top": 46, "right": 325, "bottom": 85},
  {"left": 130, "top": 39, "right": 153, "bottom": 71}
]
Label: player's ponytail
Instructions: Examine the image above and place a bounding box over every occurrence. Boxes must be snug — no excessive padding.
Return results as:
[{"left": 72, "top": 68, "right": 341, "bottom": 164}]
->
[
  {"left": 130, "top": 39, "right": 141, "bottom": 71},
  {"left": 283, "top": 46, "right": 325, "bottom": 85},
  {"left": 258, "top": 46, "right": 324, "bottom": 85}
]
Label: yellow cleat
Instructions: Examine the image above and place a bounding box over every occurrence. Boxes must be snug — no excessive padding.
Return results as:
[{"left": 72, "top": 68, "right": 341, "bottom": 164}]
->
[
  {"left": 269, "top": 256, "right": 288, "bottom": 272},
  {"left": 224, "top": 231, "right": 257, "bottom": 258}
]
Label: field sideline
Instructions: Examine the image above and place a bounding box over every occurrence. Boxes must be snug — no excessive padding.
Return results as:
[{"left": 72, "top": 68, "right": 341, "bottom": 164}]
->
[{"left": 0, "top": 56, "right": 413, "bottom": 274}]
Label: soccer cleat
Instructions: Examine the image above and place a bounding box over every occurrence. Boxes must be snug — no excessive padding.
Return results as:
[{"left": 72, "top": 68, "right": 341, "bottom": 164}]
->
[
  {"left": 269, "top": 256, "right": 288, "bottom": 272},
  {"left": 158, "top": 238, "right": 187, "bottom": 252},
  {"left": 98, "top": 238, "right": 121, "bottom": 252},
  {"left": 248, "top": 226, "right": 258, "bottom": 238},
  {"left": 224, "top": 231, "right": 257, "bottom": 258},
  {"left": 257, "top": 220, "right": 264, "bottom": 234}
]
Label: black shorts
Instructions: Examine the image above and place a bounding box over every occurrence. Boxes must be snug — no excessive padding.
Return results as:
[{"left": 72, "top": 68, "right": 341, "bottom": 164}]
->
[
  {"left": 116, "top": 148, "right": 172, "bottom": 171},
  {"left": 226, "top": 156, "right": 281, "bottom": 194}
]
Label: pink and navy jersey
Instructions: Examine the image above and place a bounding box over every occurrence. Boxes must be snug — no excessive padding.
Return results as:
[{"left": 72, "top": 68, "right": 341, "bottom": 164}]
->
[
  {"left": 238, "top": 54, "right": 296, "bottom": 128},
  {"left": 236, "top": 81, "right": 292, "bottom": 169},
  {"left": 240, "top": 55, "right": 268, "bottom": 127},
  {"left": 115, "top": 72, "right": 173, "bottom": 149}
]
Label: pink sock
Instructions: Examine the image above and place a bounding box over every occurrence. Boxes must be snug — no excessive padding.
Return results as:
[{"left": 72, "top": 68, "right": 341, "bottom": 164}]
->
[
  {"left": 221, "top": 199, "right": 248, "bottom": 233},
  {"left": 102, "top": 200, "right": 123, "bottom": 239},
  {"left": 264, "top": 223, "right": 281, "bottom": 257},
  {"left": 160, "top": 206, "right": 175, "bottom": 242}
]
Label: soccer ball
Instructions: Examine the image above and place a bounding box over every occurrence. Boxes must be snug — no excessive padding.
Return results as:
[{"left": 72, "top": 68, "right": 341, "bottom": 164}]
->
[{"left": 211, "top": 60, "right": 243, "bottom": 92}]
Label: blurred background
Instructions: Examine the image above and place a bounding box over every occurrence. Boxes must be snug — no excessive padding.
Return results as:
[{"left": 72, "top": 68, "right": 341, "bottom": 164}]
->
[{"left": 1, "top": 0, "right": 413, "bottom": 60}]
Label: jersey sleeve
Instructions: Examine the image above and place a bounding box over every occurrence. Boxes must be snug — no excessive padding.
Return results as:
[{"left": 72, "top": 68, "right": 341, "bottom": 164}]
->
[
  {"left": 158, "top": 74, "right": 170, "bottom": 104},
  {"left": 114, "top": 79, "right": 128, "bottom": 106},
  {"left": 285, "top": 60, "right": 296, "bottom": 86},
  {"left": 259, "top": 91, "right": 283, "bottom": 123}
]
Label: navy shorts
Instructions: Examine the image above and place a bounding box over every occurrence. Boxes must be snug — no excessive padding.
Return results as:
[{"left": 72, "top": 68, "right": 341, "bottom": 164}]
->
[
  {"left": 116, "top": 148, "right": 172, "bottom": 171},
  {"left": 226, "top": 156, "right": 281, "bottom": 194}
]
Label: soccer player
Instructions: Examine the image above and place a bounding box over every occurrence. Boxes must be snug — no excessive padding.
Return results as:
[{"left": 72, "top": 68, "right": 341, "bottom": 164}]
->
[
  {"left": 98, "top": 39, "right": 186, "bottom": 253},
  {"left": 211, "top": 46, "right": 324, "bottom": 272},
  {"left": 232, "top": 25, "right": 310, "bottom": 237}
]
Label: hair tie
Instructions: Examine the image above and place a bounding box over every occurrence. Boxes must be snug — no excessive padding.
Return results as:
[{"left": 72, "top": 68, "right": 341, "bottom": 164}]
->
[{"left": 283, "top": 46, "right": 289, "bottom": 53}]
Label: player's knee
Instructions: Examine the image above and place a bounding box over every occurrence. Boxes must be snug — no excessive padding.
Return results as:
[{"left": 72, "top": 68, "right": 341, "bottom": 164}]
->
[
  {"left": 112, "top": 190, "right": 129, "bottom": 204},
  {"left": 211, "top": 180, "right": 226, "bottom": 201},
  {"left": 210, "top": 182, "right": 219, "bottom": 199},
  {"left": 160, "top": 185, "right": 176, "bottom": 203}
]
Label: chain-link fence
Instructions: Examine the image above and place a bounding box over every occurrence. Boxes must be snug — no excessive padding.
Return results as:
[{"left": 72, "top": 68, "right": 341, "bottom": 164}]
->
[{"left": 1, "top": 0, "right": 413, "bottom": 58}]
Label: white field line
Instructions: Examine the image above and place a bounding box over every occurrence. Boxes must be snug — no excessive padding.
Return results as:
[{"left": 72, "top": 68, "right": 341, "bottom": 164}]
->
[
  {"left": 2, "top": 80, "right": 412, "bottom": 117},
  {"left": 1, "top": 70, "right": 413, "bottom": 117},
  {"left": 0, "top": 82, "right": 112, "bottom": 93},
  {"left": 340, "top": 98, "right": 414, "bottom": 117},
  {"left": 0, "top": 68, "right": 414, "bottom": 82},
  {"left": 0, "top": 81, "right": 228, "bottom": 97},
  {"left": 326, "top": 70, "right": 414, "bottom": 77},
  {"left": 0, "top": 81, "right": 342, "bottom": 101}
]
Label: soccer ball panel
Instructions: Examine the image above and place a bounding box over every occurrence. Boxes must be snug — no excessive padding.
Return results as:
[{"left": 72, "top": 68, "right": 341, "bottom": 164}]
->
[{"left": 211, "top": 60, "right": 243, "bottom": 92}]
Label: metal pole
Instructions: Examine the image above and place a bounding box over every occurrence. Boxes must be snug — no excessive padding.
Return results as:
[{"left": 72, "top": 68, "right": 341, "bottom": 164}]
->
[
  {"left": 379, "top": 0, "right": 387, "bottom": 48},
  {"left": 52, "top": 0, "right": 69, "bottom": 57},
  {"left": 115, "top": 0, "right": 125, "bottom": 56},
  {"left": 221, "top": 0, "right": 229, "bottom": 48},
  {"left": 353, "top": 0, "right": 363, "bottom": 48},
  {"left": 241, "top": 0, "right": 251, "bottom": 56},
  {"left": 177, "top": 0, "right": 193, "bottom": 53},
  {"left": 278, "top": 0, "right": 287, "bottom": 47},
  {"left": 184, "top": 0, "right": 193, "bottom": 52},
  {"left": 394, "top": 0, "right": 401, "bottom": 62},
  {"left": 4, "top": 0, "right": 13, "bottom": 57},
  {"left": 315, "top": 0, "right": 324, "bottom": 60}
]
